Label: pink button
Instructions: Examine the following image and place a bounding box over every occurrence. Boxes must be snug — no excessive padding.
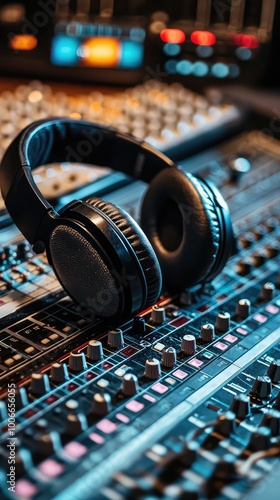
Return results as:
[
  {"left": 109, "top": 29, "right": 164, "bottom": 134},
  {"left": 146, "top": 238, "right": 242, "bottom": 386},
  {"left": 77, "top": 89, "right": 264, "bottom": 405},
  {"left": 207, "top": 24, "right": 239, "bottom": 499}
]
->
[
  {"left": 96, "top": 419, "right": 117, "bottom": 434},
  {"left": 116, "top": 413, "right": 130, "bottom": 423},
  {"left": 143, "top": 394, "right": 156, "bottom": 403},
  {"left": 125, "top": 400, "right": 144, "bottom": 412},
  {"left": 236, "top": 327, "right": 249, "bottom": 336},
  {"left": 85, "top": 371, "right": 97, "bottom": 381},
  {"left": 39, "top": 459, "right": 64, "bottom": 478},
  {"left": 265, "top": 304, "right": 279, "bottom": 315},
  {"left": 223, "top": 334, "right": 238, "bottom": 344},
  {"left": 89, "top": 433, "right": 105, "bottom": 444},
  {"left": 67, "top": 383, "right": 79, "bottom": 392},
  {"left": 188, "top": 358, "right": 203, "bottom": 368},
  {"left": 15, "top": 480, "right": 38, "bottom": 498},
  {"left": 213, "top": 341, "right": 228, "bottom": 351},
  {"left": 253, "top": 313, "right": 268, "bottom": 324},
  {"left": 64, "top": 441, "right": 87, "bottom": 458},
  {"left": 102, "top": 362, "right": 114, "bottom": 370},
  {"left": 151, "top": 382, "right": 168, "bottom": 394},
  {"left": 173, "top": 369, "right": 188, "bottom": 380}
]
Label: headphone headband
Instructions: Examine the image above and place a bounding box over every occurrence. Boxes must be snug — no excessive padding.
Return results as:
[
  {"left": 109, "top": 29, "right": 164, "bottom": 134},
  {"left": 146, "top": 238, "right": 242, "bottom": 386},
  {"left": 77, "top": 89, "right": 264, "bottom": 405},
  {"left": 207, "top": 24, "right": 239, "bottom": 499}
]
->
[{"left": 0, "top": 118, "right": 175, "bottom": 244}]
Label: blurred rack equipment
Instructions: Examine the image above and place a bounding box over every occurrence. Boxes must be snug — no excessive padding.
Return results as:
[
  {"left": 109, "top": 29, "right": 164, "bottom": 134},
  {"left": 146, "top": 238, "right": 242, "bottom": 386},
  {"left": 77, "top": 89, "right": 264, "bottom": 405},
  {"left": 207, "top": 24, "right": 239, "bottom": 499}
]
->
[{"left": 0, "top": 0, "right": 279, "bottom": 85}]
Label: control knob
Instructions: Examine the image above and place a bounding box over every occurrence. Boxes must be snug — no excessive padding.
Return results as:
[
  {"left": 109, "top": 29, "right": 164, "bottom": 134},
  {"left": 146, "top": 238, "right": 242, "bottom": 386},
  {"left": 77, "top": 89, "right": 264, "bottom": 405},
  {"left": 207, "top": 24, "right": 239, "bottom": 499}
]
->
[
  {"left": 121, "top": 373, "right": 139, "bottom": 396},
  {"left": 229, "top": 394, "right": 251, "bottom": 419},
  {"left": 251, "top": 375, "right": 272, "bottom": 399},
  {"left": 259, "top": 282, "right": 275, "bottom": 301},
  {"left": 181, "top": 334, "right": 196, "bottom": 355},
  {"left": 66, "top": 413, "right": 88, "bottom": 436},
  {"left": 235, "top": 298, "right": 251, "bottom": 319},
  {"left": 215, "top": 410, "right": 236, "bottom": 437},
  {"left": 68, "top": 351, "right": 87, "bottom": 372},
  {"left": 145, "top": 358, "right": 161, "bottom": 379},
  {"left": 87, "top": 340, "right": 103, "bottom": 361},
  {"left": 267, "top": 359, "right": 280, "bottom": 383},
  {"left": 92, "top": 393, "right": 111, "bottom": 416},
  {"left": 260, "top": 410, "right": 280, "bottom": 436},
  {"left": 34, "top": 431, "right": 61, "bottom": 455},
  {"left": 107, "top": 328, "right": 124, "bottom": 348},
  {"left": 151, "top": 305, "right": 166, "bottom": 324},
  {"left": 30, "top": 373, "right": 51, "bottom": 396},
  {"left": 200, "top": 323, "right": 215, "bottom": 342},
  {"left": 249, "top": 427, "right": 271, "bottom": 451},
  {"left": 50, "top": 362, "right": 69, "bottom": 383},
  {"left": 133, "top": 316, "right": 146, "bottom": 334},
  {"left": 215, "top": 311, "right": 230, "bottom": 332},
  {"left": 162, "top": 347, "right": 176, "bottom": 368}
]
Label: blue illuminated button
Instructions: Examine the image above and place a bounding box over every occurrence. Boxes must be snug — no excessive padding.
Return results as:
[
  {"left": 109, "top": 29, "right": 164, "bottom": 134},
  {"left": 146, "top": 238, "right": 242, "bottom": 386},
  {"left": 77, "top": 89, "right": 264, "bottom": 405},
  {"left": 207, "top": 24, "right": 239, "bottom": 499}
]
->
[
  {"left": 51, "top": 35, "right": 79, "bottom": 66},
  {"left": 164, "top": 59, "right": 177, "bottom": 74},
  {"left": 235, "top": 47, "right": 252, "bottom": 61},
  {"left": 176, "top": 60, "right": 193, "bottom": 75},
  {"left": 196, "top": 46, "right": 213, "bottom": 58},
  {"left": 192, "top": 61, "right": 208, "bottom": 77},
  {"left": 229, "top": 63, "right": 240, "bottom": 78},
  {"left": 163, "top": 43, "right": 181, "bottom": 56},
  {"left": 211, "top": 62, "right": 229, "bottom": 78},
  {"left": 119, "top": 40, "right": 144, "bottom": 68}
]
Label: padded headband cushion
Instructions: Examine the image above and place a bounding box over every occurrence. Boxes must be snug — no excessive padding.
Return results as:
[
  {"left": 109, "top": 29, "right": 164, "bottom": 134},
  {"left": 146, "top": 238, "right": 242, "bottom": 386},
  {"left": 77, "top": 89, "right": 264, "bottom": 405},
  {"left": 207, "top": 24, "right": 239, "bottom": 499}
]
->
[
  {"left": 140, "top": 169, "right": 220, "bottom": 291},
  {"left": 85, "top": 198, "right": 162, "bottom": 308}
]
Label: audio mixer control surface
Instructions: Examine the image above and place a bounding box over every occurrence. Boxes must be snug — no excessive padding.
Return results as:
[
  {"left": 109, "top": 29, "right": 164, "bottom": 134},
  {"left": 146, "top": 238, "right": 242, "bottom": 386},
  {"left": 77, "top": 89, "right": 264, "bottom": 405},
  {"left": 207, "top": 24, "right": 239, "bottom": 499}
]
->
[{"left": 0, "top": 105, "right": 280, "bottom": 497}]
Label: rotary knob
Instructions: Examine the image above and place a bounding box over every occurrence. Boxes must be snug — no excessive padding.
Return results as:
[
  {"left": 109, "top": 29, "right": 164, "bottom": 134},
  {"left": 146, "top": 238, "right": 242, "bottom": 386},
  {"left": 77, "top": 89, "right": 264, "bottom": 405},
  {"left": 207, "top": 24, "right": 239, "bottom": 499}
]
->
[
  {"left": 162, "top": 347, "right": 176, "bottom": 368},
  {"left": 87, "top": 340, "right": 103, "bottom": 361},
  {"left": 34, "top": 431, "right": 61, "bottom": 455},
  {"left": 181, "top": 334, "right": 196, "bottom": 355},
  {"left": 92, "top": 393, "right": 111, "bottom": 416},
  {"left": 259, "top": 282, "right": 275, "bottom": 301},
  {"left": 215, "top": 312, "right": 231, "bottom": 332},
  {"left": 249, "top": 427, "right": 271, "bottom": 451},
  {"left": 151, "top": 305, "right": 166, "bottom": 324},
  {"left": 229, "top": 394, "right": 251, "bottom": 419},
  {"left": 133, "top": 316, "right": 146, "bottom": 334},
  {"left": 68, "top": 351, "right": 87, "bottom": 372},
  {"left": 15, "top": 387, "right": 29, "bottom": 410},
  {"left": 200, "top": 323, "right": 215, "bottom": 342},
  {"left": 267, "top": 359, "right": 280, "bottom": 383},
  {"left": 50, "top": 362, "right": 69, "bottom": 383},
  {"left": 235, "top": 298, "right": 251, "bottom": 319},
  {"left": 107, "top": 328, "right": 124, "bottom": 348},
  {"left": 121, "top": 373, "right": 139, "bottom": 396},
  {"left": 239, "top": 233, "right": 254, "bottom": 249},
  {"left": 145, "top": 358, "right": 161, "bottom": 379},
  {"left": 236, "top": 260, "right": 252, "bottom": 276},
  {"left": 215, "top": 410, "right": 236, "bottom": 437},
  {"left": 260, "top": 410, "right": 280, "bottom": 436},
  {"left": 66, "top": 413, "right": 88, "bottom": 436},
  {"left": 228, "top": 156, "right": 250, "bottom": 182},
  {"left": 251, "top": 375, "right": 272, "bottom": 399},
  {"left": 30, "top": 373, "right": 51, "bottom": 396}
]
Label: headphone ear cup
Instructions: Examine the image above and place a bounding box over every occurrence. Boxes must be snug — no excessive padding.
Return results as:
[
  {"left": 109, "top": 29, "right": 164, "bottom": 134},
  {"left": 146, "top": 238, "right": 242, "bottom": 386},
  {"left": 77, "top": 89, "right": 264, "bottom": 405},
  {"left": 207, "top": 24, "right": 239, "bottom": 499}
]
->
[{"left": 140, "top": 168, "right": 234, "bottom": 291}]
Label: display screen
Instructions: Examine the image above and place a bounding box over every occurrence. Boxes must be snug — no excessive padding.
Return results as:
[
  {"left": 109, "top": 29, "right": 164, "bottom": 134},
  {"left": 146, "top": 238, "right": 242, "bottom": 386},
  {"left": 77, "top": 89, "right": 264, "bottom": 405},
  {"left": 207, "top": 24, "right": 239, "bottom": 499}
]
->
[{"left": 51, "top": 24, "right": 145, "bottom": 70}]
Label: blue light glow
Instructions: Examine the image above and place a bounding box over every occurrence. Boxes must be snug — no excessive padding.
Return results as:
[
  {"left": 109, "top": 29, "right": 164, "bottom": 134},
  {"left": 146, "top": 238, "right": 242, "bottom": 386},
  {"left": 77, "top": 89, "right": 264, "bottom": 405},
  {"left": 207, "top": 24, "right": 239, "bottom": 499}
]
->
[
  {"left": 196, "top": 45, "right": 213, "bottom": 58},
  {"left": 51, "top": 35, "right": 79, "bottom": 66},
  {"left": 229, "top": 63, "right": 240, "bottom": 78},
  {"left": 235, "top": 47, "right": 252, "bottom": 61},
  {"left": 164, "top": 59, "right": 177, "bottom": 74},
  {"left": 163, "top": 43, "right": 181, "bottom": 56},
  {"left": 192, "top": 61, "right": 208, "bottom": 77},
  {"left": 176, "top": 60, "right": 193, "bottom": 75},
  {"left": 119, "top": 41, "right": 144, "bottom": 68},
  {"left": 211, "top": 62, "right": 229, "bottom": 78}
]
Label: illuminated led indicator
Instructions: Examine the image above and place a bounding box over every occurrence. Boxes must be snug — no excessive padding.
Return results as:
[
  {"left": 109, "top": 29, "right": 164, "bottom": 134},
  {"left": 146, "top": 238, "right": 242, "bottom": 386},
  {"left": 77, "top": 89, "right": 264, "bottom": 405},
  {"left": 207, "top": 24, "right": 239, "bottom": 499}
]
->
[
  {"left": 191, "top": 31, "right": 216, "bottom": 46},
  {"left": 51, "top": 35, "right": 79, "bottom": 66},
  {"left": 211, "top": 63, "right": 229, "bottom": 78},
  {"left": 82, "top": 37, "right": 119, "bottom": 67},
  {"left": 163, "top": 43, "right": 181, "bottom": 56},
  {"left": 232, "top": 34, "right": 259, "bottom": 49},
  {"left": 119, "top": 40, "right": 143, "bottom": 68},
  {"left": 9, "top": 35, "right": 37, "bottom": 51},
  {"left": 160, "top": 29, "right": 186, "bottom": 44}
]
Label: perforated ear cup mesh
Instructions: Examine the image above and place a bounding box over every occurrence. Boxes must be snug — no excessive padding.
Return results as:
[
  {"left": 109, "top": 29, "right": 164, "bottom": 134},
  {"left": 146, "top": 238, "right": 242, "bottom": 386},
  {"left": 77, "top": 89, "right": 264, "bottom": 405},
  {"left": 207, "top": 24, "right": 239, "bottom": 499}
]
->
[
  {"left": 49, "top": 225, "right": 120, "bottom": 317},
  {"left": 140, "top": 169, "right": 222, "bottom": 291},
  {"left": 85, "top": 198, "right": 162, "bottom": 308}
]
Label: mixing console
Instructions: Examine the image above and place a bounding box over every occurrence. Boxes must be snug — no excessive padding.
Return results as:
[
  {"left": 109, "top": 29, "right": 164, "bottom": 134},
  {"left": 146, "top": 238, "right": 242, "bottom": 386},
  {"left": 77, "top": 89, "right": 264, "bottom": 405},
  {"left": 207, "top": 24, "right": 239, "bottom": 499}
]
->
[{"left": 0, "top": 86, "right": 279, "bottom": 500}]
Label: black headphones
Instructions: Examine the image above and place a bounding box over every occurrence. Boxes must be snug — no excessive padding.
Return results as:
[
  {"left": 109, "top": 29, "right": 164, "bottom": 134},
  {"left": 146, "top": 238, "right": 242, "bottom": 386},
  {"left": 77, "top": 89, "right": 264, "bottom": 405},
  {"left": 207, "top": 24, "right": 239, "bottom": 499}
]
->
[{"left": 0, "top": 118, "right": 234, "bottom": 324}]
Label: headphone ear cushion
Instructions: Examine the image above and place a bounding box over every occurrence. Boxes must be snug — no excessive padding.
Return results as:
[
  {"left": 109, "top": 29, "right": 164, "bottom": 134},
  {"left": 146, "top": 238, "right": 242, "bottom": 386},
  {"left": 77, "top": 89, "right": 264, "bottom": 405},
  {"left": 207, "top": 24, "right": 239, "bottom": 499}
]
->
[
  {"left": 140, "top": 168, "right": 222, "bottom": 291},
  {"left": 85, "top": 198, "right": 162, "bottom": 308}
]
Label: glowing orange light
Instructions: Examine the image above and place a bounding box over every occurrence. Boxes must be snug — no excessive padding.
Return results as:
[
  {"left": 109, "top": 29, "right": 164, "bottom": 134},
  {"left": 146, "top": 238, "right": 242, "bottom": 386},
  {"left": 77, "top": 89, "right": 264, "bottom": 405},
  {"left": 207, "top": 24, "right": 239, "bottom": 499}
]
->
[
  {"left": 9, "top": 35, "right": 38, "bottom": 51},
  {"left": 160, "top": 29, "right": 186, "bottom": 44},
  {"left": 82, "top": 38, "right": 119, "bottom": 67},
  {"left": 232, "top": 34, "right": 259, "bottom": 49},
  {"left": 190, "top": 31, "right": 216, "bottom": 46}
]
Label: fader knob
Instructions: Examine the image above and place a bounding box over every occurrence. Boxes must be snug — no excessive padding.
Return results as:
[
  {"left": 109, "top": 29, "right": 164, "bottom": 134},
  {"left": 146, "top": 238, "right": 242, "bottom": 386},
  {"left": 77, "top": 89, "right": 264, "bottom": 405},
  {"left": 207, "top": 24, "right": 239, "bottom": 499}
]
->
[
  {"left": 151, "top": 305, "right": 166, "bottom": 324},
  {"left": 133, "top": 316, "right": 146, "bottom": 334},
  {"left": 251, "top": 375, "right": 272, "bottom": 399},
  {"left": 68, "top": 351, "right": 87, "bottom": 372},
  {"left": 92, "top": 393, "right": 111, "bottom": 416},
  {"left": 267, "top": 359, "right": 280, "bottom": 383},
  {"left": 215, "top": 410, "right": 236, "bottom": 437},
  {"left": 229, "top": 394, "right": 251, "bottom": 419},
  {"left": 259, "top": 282, "right": 275, "bottom": 301},
  {"left": 162, "top": 347, "right": 177, "bottom": 368},
  {"left": 87, "top": 340, "right": 103, "bottom": 361},
  {"left": 260, "top": 410, "right": 280, "bottom": 436},
  {"left": 34, "top": 431, "right": 61, "bottom": 455},
  {"left": 215, "top": 312, "right": 230, "bottom": 332},
  {"left": 30, "top": 373, "right": 51, "bottom": 396},
  {"left": 107, "top": 328, "right": 124, "bottom": 348},
  {"left": 50, "top": 362, "right": 69, "bottom": 383},
  {"left": 249, "top": 427, "right": 271, "bottom": 451},
  {"left": 181, "top": 334, "right": 196, "bottom": 355},
  {"left": 121, "top": 373, "right": 139, "bottom": 396},
  {"left": 235, "top": 298, "right": 251, "bottom": 319},
  {"left": 15, "top": 387, "right": 29, "bottom": 410},
  {"left": 145, "top": 358, "right": 161, "bottom": 379},
  {"left": 200, "top": 323, "right": 215, "bottom": 342}
]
